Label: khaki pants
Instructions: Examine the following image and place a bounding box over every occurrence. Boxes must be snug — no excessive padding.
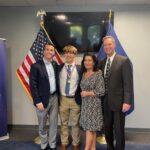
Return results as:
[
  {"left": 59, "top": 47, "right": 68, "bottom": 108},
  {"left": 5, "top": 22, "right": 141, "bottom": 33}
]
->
[{"left": 59, "top": 96, "right": 80, "bottom": 146}]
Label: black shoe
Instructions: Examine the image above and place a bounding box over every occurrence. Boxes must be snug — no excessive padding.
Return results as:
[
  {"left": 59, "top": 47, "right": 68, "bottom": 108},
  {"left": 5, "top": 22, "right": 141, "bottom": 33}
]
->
[{"left": 50, "top": 148, "right": 56, "bottom": 150}]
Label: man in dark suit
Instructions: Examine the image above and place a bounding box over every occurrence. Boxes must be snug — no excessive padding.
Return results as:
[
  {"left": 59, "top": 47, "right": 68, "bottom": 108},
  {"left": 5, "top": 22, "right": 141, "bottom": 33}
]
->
[
  {"left": 30, "top": 44, "right": 58, "bottom": 150},
  {"left": 58, "top": 45, "right": 82, "bottom": 150},
  {"left": 99, "top": 36, "right": 133, "bottom": 150}
]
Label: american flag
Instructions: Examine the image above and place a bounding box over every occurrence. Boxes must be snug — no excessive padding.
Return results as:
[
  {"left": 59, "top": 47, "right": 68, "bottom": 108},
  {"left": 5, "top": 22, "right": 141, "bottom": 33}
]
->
[{"left": 16, "top": 26, "right": 63, "bottom": 100}]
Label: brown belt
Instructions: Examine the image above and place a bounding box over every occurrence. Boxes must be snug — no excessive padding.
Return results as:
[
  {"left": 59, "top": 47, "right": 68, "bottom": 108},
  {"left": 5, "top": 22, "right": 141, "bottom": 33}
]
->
[{"left": 62, "top": 95, "right": 75, "bottom": 98}]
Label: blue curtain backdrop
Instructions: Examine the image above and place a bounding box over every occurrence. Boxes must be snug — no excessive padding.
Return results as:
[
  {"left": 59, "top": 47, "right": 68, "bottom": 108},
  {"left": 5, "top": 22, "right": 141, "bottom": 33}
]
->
[{"left": 0, "top": 39, "right": 7, "bottom": 137}]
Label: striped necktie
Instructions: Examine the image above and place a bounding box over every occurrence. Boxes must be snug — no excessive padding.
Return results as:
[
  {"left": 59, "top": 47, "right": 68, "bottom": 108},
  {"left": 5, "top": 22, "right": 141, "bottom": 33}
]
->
[
  {"left": 65, "top": 65, "right": 72, "bottom": 95},
  {"left": 104, "top": 58, "right": 111, "bottom": 94}
]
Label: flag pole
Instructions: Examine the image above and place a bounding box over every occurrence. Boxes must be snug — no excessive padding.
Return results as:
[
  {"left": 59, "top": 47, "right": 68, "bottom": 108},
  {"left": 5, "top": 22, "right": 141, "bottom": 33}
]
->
[
  {"left": 37, "top": 10, "right": 63, "bottom": 64},
  {"left": 96, "top": 9, "right": 110, "bottom": 144},
  {"left": 36, "top": 9, "right": 46, "bottom": 26},
  {"left": 97, "top": 9, "right": 113, "bottom": 146},
  {"left": 109, "top": 9, "right": 112, "bottom": 23},
  {"left": 33, "top": 9, "right": 47, "bottom": 145}
]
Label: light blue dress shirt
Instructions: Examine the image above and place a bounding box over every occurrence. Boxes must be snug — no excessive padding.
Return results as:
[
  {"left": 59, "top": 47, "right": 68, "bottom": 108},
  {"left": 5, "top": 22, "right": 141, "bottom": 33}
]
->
[{"left": 43, "top": 58, "right": 56, "bottom": 94}]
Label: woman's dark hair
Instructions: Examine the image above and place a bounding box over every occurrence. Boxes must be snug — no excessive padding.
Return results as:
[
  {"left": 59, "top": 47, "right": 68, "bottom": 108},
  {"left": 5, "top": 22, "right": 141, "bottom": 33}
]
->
[{"left": 81, "top": 53, "right": 99, "bottom": 73}]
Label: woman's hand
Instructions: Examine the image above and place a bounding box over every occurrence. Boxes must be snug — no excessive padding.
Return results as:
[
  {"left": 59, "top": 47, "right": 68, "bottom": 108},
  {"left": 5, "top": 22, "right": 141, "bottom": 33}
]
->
[
  {"left": 81, "top": 91, "right": 88, "bottom": 97},
  {"left": 80, "top": 91, "right": 95, "bottom": 97}
]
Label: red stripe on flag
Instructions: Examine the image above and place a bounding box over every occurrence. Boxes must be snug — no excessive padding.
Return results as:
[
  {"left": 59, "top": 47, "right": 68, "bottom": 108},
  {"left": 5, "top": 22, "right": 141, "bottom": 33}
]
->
[
  {"left": 55, "top": 52, "right": 63, "bottom": 64},
  {"left": 26, "top": 55, "right": 33, "bottom": 66},
  {"left": 16, "top": 27, "right": 64, "bottom": 101},
  {"left": 16, "top": 69, "right": 31, "bottom": 96},
  {"left": 22, "top": 62, "right": 30, "bottom": 77}
]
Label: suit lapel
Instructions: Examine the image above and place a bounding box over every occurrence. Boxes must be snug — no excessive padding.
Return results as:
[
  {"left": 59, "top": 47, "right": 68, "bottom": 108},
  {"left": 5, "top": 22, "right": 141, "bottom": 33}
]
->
[
  {"left": 58, "top": 64, "right": 64, "bottom": 73},
  {"left": 76, "top": 65, "right": 81, "bottom": 74},
  {"left": 108, "top": 54, "right": 118, "bottom": 78},
  {"left": 51, "top": 61, "right": 57, "bottom": 77},
  {"left": 41, "top": 60, "right": 49, "bottom": 80},
  {"left": 102, "top": 58, "right": 107, "bottom": 77}
]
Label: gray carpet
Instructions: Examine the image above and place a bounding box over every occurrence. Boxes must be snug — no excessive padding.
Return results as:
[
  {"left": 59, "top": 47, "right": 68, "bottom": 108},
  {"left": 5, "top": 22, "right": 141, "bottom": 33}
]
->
[
  {"left": 0, "top": 141, "right": 150, "bottom": 150},
  {"left": 1, "top": 126, "right": 149, "bottom": 150}
]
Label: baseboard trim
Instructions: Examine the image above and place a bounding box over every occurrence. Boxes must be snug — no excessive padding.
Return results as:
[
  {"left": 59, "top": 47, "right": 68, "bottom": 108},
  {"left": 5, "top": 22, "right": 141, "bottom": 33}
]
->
[
  {"left": 8, "top": 125, "right": 38, "bottom": 130},
  {"left": 8, "top": 125, "right": 150, "bottom": 132},
  {"left": 125, "top": 128, "right": 150, "bottom": 132}
]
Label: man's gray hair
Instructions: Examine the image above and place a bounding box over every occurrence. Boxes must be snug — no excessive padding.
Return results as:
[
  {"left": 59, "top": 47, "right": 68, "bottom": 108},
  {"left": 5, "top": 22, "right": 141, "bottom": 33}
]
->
[{"left": 102, "top": 36, "right": 115, "bottom": 43}]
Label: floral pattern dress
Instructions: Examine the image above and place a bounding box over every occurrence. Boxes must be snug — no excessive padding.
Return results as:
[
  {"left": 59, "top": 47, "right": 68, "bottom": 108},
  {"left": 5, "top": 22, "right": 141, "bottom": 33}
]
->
[{"left": 80, "top": 70, "right": 105, "bottom": 131}]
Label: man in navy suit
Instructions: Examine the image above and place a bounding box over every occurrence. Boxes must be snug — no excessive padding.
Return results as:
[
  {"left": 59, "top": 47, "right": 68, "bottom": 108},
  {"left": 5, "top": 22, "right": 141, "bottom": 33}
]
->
[
  {"left": 58, "top": 45, "right": 82, "bottom": 150},
  {"left": 99, "top": 36, "right": 133, "bottom": 150},
  {"left": 30, "top": 44, "right": 58, "bottom": 150}
]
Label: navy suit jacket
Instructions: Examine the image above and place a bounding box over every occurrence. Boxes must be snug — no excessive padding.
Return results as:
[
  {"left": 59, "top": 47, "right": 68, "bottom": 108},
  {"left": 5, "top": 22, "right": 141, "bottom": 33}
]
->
[
  {"left": 29, "top": 60, "right": 58, "bottom": 108},
  {"left": 58, "top": 64, "right": 82, "bottom": 105},
  {"left": 99, "top": 54, "right": 133, "bottom": 111}
]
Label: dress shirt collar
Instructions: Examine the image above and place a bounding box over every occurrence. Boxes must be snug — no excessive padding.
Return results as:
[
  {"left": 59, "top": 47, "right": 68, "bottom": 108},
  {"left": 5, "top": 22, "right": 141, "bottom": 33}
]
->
[
  {"left": 107, "top": 51, "right": 116, "bottom": 63},
  {"left": 65, "top": 62, "right": 75, "bottom": 68},
  {"left": 43, "top": 58, "right": 52, "bottom": 65}
]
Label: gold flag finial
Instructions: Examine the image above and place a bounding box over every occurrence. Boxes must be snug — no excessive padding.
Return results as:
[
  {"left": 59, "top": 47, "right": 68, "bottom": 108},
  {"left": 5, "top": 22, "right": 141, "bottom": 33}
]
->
[
  {"left": 109, "top": 9, "right": 112, "bottom": 23},
  {"left": 36, "top": 9, "right": 46, "bottom": 26}
]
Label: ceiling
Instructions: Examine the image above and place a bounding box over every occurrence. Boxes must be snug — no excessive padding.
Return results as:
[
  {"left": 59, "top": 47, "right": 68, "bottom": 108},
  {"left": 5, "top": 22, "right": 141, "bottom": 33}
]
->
[{"left": 0, "top": 0, "right": 150, "bottom": 6}]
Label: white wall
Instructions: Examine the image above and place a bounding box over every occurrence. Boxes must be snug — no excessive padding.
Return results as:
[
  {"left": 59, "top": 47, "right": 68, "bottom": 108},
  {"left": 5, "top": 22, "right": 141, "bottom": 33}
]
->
[{"left": 0, "top": 5, "right": 150, "bottom": 128}]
